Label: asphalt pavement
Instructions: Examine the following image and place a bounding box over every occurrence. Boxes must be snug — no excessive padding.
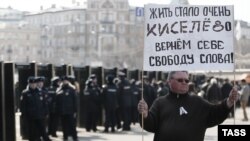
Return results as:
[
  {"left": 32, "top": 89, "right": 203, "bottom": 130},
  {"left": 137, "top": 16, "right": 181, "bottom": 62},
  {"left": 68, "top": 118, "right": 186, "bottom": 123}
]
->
[{"left": 16, "top": 107, "right": 250, "bottom": 141}]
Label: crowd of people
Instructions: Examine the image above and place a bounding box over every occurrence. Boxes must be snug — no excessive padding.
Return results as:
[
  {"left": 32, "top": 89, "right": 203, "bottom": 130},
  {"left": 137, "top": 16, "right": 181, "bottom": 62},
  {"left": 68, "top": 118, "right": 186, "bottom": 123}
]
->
[{"left": 18, "top": 71, "right": 249, "bottom": 141}]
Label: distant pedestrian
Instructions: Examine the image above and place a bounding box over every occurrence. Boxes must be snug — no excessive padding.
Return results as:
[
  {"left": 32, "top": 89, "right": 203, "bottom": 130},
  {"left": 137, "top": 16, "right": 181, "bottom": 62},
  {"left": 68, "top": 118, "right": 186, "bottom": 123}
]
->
[
  {"left": 205, "top": 78, "right": 222, "bottom": 104},
  {"left": 238, "top": 79, "right": 250, "bottom": 121},
  {"left": 221, "top": 78, "right": 234, "bottom": 118}
]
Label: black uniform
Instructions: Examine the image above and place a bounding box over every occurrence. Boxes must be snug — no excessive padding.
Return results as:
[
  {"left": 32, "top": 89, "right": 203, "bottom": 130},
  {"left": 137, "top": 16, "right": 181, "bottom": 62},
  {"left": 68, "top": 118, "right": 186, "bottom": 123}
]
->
[
  {"left": 47, "top": 77, "right": 61, "bottom": 137},
  {"left": 20, "top": 80, "right": 50, "bottom": 141},
  {"left": 84, "top": 79, "right": 100, "bottom": 132},
  {"left": 56, "top": 80, "right": 78, "bottom": 141},
  {"left": 130, "top": 79, "right": 140, "bottom": 124},
  {"left": 143, "top": 81, "right": 157, "bottom": 109},
  {"left": 117, "top": 75, "right": 133, "bottom": 131},
  {"left": 102, "top": 75, "right": 118, "bottom": 132}
]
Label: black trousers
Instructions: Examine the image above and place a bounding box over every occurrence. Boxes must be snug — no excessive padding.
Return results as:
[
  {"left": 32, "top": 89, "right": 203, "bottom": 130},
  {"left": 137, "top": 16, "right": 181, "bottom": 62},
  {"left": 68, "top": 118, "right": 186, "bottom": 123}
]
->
[
  {"left": 121, "top": 106, "right": 132, "bottom": 130},
  {"left": 61, "top": 114, "right": 77, "bottom": 140},
  {"left": 27, "top": 118, "right": 50, "bottom": 141},
  {"left": 104, "top": 108, "right": 116, "bottom": 130},
  {"left": 48, "top": 113, "right": 58, "bottom": 135},
  {"left": 85, "top": 110, "right": 98, "bottom": 131}
]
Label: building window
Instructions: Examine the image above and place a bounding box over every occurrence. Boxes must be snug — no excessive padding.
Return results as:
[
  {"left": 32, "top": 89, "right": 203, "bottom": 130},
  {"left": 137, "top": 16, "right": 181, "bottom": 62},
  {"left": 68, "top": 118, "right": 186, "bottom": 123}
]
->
[
  {"left": 102, "top": 0, "right": 114, "bottom": 8},
  {"left": 118, "top": 14, "right": 123, "bottom": 21},
  {"left": 120, "top": 2, "right": 126, "bottom": 9},
  {"left": 90, "top": 3, "right": 95, "bottom": 8},
  {"left": 80, "top": 36, "right": 85, "bottom": 44},
  {"left": 80, "top": 25, "right": 85, "bottom": 33},
  {"left": 26, "top": 34, "right": 30, "bottom": 40},
  {"left": 101, "top": 12, "right": 114, "bottom": 21},
  {"left": 119, "top": 25, "right": 125, "bottom": 33}
]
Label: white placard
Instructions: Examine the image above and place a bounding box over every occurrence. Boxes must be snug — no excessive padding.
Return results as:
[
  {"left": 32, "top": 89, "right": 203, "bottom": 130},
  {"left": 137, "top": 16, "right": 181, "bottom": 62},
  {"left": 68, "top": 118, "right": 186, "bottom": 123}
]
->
[{"left": 143, "top": 4, "right": 234, "bottom": 71}]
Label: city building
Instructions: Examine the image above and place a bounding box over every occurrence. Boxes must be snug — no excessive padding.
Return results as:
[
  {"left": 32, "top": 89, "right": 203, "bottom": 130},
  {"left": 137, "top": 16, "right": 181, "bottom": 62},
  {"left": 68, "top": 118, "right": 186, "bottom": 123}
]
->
[
  {"left": 85, "top": 0, "right": 144, "bottom": 68},
  {"left": 24, "top": 4, "right": 87, "bottom": 66},
  {"left": 0, "top": 0, "right": 250, "bottom": 70},
  {"left": 23, "top": 0, "right": 144, "bottom": 68},
  {"left": 0, "top": 7, "right": 40, "bottom": 63},
  {"left": 235, "top": 20, "right": 250, "bottom": 68}
]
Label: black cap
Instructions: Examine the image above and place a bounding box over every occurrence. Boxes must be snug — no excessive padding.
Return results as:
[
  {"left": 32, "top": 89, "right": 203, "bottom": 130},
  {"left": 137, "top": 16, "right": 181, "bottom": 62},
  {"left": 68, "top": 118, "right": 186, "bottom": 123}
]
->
[
  {"left": 89, "top": 74, "right": 96, "bottom": 79},
  {"left": 27, "top": 76, "right": 37, "bottom": 83},
  {"left": 130, "top": 79, "right": 136, "bottom": 84},
  {"left": 36, "top": 76, "right": 45, "bottom": 82},
  {"left": 61, "top": 75, "right": 70, "bottom": 81},
  {"left": 68, "top": 75, "right": 75, "bottom": 80},
  {"left": 118, "top": 71, "right": 125, "bottom": 76},
  {"left": 51, "top": 76, "right": 61, "bottom": 82},
  {"left": 106, "top": 74, "right": 114, "bottom": 83}
]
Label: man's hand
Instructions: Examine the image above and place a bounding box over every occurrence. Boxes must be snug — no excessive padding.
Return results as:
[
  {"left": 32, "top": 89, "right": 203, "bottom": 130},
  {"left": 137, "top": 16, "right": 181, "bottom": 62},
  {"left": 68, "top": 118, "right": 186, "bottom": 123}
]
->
[
  {"left": 138, "top": 99, "right": 149, "bottom": 118},
  {"left": 227, "top": 87, "right": 239, "bottom": 108}
]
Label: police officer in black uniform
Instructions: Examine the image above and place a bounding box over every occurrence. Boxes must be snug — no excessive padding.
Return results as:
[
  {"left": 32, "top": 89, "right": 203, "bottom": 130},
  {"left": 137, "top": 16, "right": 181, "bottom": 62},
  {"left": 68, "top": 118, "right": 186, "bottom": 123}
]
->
[
  {"left": 47, "top": 76, "right": 61, "bottom": 137},
  {"left": 84, "top": 78, "right": 100, "bottom": 132},
  {"left": 56, "top": 76, "right": 78, "bottom": 141},
  {"left": 89, "top": 74, "right": 102, "bottom": 130},
  {"left": 36, "top": 76, "right": 49, "bottom": 99},
  {"left": 102, "top": 74, "right": 118, "bottom": 132},
  {"left": 20, "top": 76, "right": 51, "bottom": 141},
  {"left": 143, "top": 76, "right": 157, "bottom": 108},
  {"left": 130, "top": 79, "right": 141, "bottom": 124},
  {"left": 117, "top": 71, "right": 133, "bottom": 131}
]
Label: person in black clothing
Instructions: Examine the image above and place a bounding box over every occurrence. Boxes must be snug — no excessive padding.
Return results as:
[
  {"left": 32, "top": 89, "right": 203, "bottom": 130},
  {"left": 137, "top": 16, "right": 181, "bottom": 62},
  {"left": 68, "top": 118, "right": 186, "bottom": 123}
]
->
[
  {"left": 221, "top": 78, "right": 234, "bottom": 117},
  {"left": 113, "top": 77, "right": 122, "bottom": 130},
  {"left": 205, "top": 78, "right": 223, "bottom": 104},
  {"left": 89, "top": 74, "right": 102, "bottom": 128},
  {"left": 36, "top": 76, "right": 49, "bottom": 101},
  {"left": 47, "top": 76, "right": 61, "bottom": 137},
  {"left": 138, "top": 71, "right": 239, "bottom": 141},
  {"left": 142, "top": 76, "right": 157, "bottom": 108},
  {"left": 56, "top": 76, "right": 78, "bottom": 141},
  {"left": 84, "top": 78, "right": 100, "bottom": 132},
  {"left": 117, "top": 71, "right": 133, "bottom": 131},
  {"left": 157, "top": 80, "right": 169, "bottom": 97},
  {"left": 20, "top": 76, "right": 51, "bottom": 141},
  {"left": 130, "top": 79, "right": 140, "bottom": 124},
  {"left": 102, "top": 74, "right": 118, "bottom": 132}
]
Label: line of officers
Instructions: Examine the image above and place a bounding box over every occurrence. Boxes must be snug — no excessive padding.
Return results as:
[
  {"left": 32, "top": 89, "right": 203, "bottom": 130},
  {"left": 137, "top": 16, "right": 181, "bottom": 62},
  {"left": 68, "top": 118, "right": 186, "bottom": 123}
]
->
[{"left": 20, "top": 71, "right": 165, "bottom": 141}]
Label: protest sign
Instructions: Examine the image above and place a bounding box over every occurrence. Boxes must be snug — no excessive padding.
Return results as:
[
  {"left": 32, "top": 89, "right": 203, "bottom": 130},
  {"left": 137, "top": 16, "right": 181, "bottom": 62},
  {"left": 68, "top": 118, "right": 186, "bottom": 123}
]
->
[{"left": 143, "top": 4, "right": 234, "bottom": 71}]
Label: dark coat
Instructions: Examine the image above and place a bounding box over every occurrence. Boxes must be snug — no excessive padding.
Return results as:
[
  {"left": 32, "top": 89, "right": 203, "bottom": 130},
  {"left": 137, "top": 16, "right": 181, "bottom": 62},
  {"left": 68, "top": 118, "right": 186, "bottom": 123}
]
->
[
  {"left": 117, "top": 79, "right": 133, "bottom": 107},
  {"left": 20, "top": 87, "right": 48, "bottom": 119},
  {"left": 142, "top": 91, "right": 232, "bottom": 141},
  {"left": 56, "top": 84, "right": 77, "bottom": 115},
  {"left": 102, "top": 84, "right": 118, "bottom": 110}
]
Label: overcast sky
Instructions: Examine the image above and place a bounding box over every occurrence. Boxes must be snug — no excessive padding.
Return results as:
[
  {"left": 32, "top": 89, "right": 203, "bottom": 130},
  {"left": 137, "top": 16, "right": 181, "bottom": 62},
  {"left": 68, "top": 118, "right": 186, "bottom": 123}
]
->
[{"left": 0, "top": 0, "right": 249, "bottom": 22}]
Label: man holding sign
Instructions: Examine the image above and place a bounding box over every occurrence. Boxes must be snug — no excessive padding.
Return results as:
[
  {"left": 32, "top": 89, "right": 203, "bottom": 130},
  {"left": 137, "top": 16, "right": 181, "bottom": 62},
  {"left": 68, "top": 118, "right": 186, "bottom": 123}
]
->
[
  {"left": 138, "top": 4, "right": 239, "bottom": 141},
  {"left": 138, "top": 71, "right": 239, "bottom": 141}
]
